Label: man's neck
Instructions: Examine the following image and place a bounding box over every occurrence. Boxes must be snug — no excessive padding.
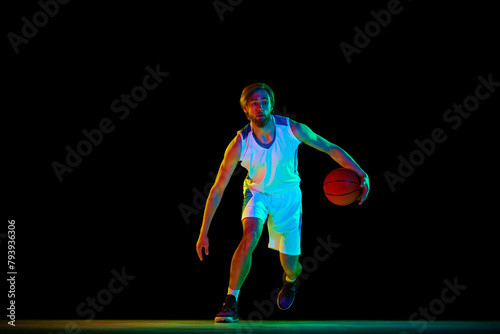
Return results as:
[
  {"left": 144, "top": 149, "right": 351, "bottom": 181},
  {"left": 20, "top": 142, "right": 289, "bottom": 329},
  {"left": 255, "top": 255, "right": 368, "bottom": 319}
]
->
[{"left": 252, "top": 115, "right": 275, "bottom": 144}]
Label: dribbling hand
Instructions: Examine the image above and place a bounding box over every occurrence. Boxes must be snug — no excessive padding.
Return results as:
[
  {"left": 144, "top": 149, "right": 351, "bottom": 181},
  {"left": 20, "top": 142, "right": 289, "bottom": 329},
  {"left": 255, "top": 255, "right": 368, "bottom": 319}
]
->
[{"left": 358, "top": 173, "right": 370, "bottom": 205}]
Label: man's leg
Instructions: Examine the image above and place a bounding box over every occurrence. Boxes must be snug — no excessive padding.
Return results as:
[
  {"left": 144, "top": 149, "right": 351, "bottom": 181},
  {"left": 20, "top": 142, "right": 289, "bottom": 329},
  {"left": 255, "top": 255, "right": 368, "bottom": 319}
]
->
[
  {"left": 277, "top": 252, "right": 302, "bottom": 310},
  {"left": 280, "top": 253, "right": 302, "bottom": 281},
  {"left": 229, "top": 217, "right": 264, "bottom": 290},
  {"left": 215, "top": 217, "right": 263, "bottom": 323}
]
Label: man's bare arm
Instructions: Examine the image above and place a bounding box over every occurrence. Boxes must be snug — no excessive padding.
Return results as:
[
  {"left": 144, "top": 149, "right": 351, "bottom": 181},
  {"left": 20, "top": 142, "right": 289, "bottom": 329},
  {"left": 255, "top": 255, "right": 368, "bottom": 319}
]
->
[
  {"left": 290, "top": 120, "right": 370, "bottom": 204},
  {"left": 196, "top": 134, "right": 242, "bottom": 261}
]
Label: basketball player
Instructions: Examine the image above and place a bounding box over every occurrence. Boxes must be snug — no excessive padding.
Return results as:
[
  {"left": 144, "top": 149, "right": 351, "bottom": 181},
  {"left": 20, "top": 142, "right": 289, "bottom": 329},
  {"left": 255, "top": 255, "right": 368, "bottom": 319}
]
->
[{"left": 196, "top": 83, "right": 369, "bottom": 323}]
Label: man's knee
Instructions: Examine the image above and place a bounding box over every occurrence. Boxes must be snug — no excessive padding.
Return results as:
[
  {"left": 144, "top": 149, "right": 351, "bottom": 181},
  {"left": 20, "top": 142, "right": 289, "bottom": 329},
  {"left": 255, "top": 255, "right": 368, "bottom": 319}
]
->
[
  {"left": 241, "top": 229, "right": 261, "bottom": 251},
  {"left": 239, "top": 218, "right": 262, "bottom": 251}
]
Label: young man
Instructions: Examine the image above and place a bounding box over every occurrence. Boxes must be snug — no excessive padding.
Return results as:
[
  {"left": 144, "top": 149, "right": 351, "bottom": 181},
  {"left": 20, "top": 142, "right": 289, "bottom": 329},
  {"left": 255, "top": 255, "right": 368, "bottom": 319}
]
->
[{"left": 196, "top": 83, "right": 369, "bottom": 323}]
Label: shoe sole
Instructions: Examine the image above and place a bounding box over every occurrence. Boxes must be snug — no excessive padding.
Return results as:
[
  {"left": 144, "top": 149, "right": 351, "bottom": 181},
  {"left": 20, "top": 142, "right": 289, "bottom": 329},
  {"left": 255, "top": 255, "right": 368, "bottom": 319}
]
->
[{"left": 214, "top": 316, "right": 239, "bottom": 323}]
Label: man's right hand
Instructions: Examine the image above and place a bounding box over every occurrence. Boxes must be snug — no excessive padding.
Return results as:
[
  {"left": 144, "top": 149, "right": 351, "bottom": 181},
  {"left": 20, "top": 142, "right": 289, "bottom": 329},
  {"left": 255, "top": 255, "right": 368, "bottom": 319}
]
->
[{"left": 196, "top": 233, "right": 209, "bottom": 261}]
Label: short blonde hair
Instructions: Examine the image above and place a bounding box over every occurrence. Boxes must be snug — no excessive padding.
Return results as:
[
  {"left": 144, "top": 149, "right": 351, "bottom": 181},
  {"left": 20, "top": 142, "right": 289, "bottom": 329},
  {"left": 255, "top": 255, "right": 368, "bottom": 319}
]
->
[{"left": 239, "top": 83, "right": 275, "bottom": 112}]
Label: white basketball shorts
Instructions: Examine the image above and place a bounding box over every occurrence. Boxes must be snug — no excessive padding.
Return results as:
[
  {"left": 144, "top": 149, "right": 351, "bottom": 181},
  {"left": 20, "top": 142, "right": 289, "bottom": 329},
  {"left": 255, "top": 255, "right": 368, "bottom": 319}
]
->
[{"left": 241, "top": 187, "right": 302, "bottom": 256}]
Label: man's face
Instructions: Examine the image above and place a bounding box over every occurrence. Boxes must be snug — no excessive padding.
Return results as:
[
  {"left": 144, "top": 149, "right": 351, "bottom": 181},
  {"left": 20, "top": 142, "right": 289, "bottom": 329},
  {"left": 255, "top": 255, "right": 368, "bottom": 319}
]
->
[{"left": 244, "top": 89, "right": 272, "bottom": 128}]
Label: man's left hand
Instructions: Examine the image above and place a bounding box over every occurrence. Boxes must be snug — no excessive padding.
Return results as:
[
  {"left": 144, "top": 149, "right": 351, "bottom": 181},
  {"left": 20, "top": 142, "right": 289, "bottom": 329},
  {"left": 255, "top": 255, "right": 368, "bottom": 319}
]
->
[{"left": 358, "top": 173, "right": 370, "bottom": 205}]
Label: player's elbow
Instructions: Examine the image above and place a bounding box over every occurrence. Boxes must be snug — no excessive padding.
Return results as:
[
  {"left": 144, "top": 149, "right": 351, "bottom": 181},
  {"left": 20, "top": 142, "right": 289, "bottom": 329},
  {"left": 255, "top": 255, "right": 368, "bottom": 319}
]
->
[
  {"left": 321, "top": 141, "right": 336, "bottom": 155},
  {"left": 328, "top": 144, "right": 344, "bottom": 160},
  {"left": 209, "top": 183, "right": 225, "bottom": 199}
]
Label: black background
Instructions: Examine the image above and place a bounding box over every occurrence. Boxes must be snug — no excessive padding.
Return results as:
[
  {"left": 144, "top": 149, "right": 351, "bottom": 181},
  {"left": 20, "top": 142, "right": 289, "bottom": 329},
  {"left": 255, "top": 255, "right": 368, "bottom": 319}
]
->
[{"left": 4, "top": 0, "right": 499, "bottom": 322}]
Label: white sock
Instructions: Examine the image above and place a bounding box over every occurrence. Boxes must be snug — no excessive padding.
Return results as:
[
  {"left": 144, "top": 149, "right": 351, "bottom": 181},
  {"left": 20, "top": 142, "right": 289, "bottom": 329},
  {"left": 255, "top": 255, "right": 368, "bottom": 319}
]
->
[
  {"left": 227, "top": 288, "right": 240, "bottom": 300},
  {"left": 285, "top": 276, "right": 297, "bottom": 283}
]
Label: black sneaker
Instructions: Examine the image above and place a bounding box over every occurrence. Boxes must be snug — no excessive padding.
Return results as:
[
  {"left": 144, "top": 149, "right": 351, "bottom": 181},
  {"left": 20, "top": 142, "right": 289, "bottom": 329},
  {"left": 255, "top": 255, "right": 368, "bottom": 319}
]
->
[
  {"left": 214, "top": 295, "right": 239, "bottom": 323},
  {"left": 277, "top": 273, "right": 296, "bottom": 310}
]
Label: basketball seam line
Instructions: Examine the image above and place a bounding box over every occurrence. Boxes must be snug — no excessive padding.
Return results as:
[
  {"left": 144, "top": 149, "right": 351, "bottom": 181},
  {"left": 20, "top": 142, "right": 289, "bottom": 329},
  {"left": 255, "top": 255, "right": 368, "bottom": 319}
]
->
[
  {"left": 324, "top": 189, "right": 361, "bottom": 196},
  {"left": 324, "top": 180, "right": 360, "bottom": 186}
]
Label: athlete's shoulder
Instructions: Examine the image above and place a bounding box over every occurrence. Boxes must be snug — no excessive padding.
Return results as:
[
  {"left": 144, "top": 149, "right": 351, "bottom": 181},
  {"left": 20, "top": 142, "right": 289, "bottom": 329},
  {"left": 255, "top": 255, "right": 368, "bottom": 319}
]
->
[
  {"left": 225, "top": 132, "right": 242, "bottom": 160},
  {"left": 273, "top": 114, "right": 289, "bottom": 126},
  {"left": 238, "top": 123, "right": 252, "bottom": 140}
]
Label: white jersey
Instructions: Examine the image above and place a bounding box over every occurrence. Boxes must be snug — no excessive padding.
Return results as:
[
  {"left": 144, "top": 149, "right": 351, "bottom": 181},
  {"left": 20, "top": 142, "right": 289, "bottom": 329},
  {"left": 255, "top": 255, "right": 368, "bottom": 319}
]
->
[{"left": 238, "top": 115, "right": 301, "bottom": 194}]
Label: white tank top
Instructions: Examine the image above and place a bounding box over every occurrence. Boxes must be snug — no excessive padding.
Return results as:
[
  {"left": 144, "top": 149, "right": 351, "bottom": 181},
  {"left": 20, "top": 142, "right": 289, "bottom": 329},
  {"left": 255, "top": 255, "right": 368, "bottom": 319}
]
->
[{"left": 238, "top": 115, "right": 301, "bottom": 194}]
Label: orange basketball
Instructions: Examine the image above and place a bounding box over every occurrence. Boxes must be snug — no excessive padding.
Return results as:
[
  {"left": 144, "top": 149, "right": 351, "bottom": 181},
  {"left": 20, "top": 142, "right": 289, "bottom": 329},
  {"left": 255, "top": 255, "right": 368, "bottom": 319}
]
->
[{"left": 323, "top": 168, "right": 361, "bottom": 206}]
